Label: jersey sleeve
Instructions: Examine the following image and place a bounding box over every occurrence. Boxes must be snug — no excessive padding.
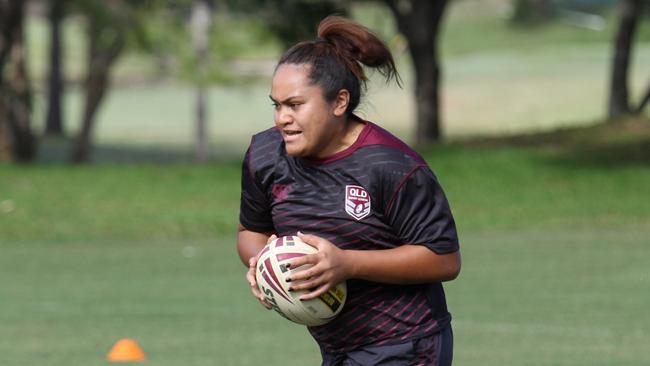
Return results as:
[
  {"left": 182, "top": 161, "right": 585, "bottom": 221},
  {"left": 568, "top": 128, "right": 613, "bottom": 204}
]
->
[
  {"left": 239, "top": 146, "right": 275, "bottom": 233},
  {"left": 385, "top": 166, "right": 459, "bottom": 254}
]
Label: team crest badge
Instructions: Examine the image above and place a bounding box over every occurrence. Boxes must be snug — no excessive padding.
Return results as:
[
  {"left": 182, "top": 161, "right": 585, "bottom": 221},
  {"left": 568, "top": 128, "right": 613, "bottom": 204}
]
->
[{"left": 345, "top": 185, "right": 371, "bottom": 220}]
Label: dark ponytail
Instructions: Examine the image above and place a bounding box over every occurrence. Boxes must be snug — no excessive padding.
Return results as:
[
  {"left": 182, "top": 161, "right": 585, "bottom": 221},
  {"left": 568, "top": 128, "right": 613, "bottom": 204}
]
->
[{"left": 276, "top": 16, "right": 400, "bottom": 115}]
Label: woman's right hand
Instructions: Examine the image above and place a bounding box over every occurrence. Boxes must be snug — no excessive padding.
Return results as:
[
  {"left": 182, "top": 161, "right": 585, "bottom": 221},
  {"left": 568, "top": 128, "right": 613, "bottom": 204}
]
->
[{"left": 246, "top": 234, "right": 278, "bottom": 309}]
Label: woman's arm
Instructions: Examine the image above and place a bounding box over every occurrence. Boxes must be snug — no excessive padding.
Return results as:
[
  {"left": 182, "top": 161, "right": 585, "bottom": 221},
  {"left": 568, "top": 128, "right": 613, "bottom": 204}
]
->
[
  {"left": 346, "top": 244, "right": 460, "bottom": 284},
  {"left": 286, "top": 232, "right": 461, "bottom": 300},
  {"left": 236, "top": 224, "right": 272, "bottom": 266},
  {"left": 237, "top": 224, "right": 275, "bottom": 308}
]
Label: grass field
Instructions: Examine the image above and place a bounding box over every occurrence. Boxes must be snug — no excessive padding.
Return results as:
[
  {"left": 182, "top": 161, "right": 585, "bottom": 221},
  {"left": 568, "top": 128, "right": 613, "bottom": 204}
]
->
[
  {"left": 4, "top": 2, "right": 650, "bottom": 364},
  {"left": 1, "top": 231, "right": 647, "bottom": 365},
  {"left": 2, "top": 124, "right": 649, "bottom": 365}
]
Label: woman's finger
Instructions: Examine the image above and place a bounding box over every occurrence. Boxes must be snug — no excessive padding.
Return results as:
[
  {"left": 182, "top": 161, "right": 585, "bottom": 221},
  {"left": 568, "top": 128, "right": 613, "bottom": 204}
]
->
[
  {"left": 298, "top": 283, "right": 331, "bottom": 301},
  {"left": 266, "top": 234, "right": 278, "bottom": 244}
]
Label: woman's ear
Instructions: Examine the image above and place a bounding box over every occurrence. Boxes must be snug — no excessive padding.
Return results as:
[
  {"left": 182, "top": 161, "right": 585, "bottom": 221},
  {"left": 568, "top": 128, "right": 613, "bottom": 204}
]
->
[{"left": 332, "top": 89, "right": 350, "bottom": 117}]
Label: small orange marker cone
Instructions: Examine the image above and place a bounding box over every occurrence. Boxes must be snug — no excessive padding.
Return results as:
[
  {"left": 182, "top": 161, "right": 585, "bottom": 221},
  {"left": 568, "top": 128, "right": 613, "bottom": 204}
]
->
[{"left": 107, "top": 338, "right": 146, "bottom": 362}]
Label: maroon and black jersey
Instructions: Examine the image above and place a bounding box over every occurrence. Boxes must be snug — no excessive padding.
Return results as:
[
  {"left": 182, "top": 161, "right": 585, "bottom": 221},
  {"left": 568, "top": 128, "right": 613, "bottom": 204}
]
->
[{"left": 240, "top": 120, "right": 459, "bottom": 353}]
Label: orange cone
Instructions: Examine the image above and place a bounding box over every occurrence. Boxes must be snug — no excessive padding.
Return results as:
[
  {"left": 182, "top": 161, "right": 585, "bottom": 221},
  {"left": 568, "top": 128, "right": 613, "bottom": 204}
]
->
[{"left": 107, "top": 338, "right": 146, "bottom": 362}]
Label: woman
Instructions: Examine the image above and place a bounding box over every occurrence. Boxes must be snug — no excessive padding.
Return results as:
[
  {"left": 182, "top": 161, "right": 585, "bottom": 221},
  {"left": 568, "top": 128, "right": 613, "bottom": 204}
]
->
[{"left": 237, "top": 15, "right": 460, "bottom": 366}]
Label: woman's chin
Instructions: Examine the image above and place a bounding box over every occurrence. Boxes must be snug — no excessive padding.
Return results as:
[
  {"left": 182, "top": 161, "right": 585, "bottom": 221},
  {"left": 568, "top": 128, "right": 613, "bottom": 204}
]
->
[{"left": 285, "top": 146, "right": 303, "bottom": 157}]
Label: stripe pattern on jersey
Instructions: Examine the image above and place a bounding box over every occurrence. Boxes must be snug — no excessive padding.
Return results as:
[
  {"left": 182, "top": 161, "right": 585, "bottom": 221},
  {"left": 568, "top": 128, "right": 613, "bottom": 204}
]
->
[{"left": 240, "top": 121, "right": 458, "bottom": 353}]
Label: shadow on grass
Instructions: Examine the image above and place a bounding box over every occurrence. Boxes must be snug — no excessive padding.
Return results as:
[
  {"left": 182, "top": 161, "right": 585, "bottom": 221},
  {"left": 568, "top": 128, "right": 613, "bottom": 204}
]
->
[
  {"left": 33, "top": 117, "right": 650, "bottom": 168},
  {"left": 36, "top": 137, "right": 246, "bottom": 164},
  {"left": 553, "top": 139, "right": 650, "bottom": 168},
  {"left": 456, "top": 117, "right": 650, "bottom": 169}
]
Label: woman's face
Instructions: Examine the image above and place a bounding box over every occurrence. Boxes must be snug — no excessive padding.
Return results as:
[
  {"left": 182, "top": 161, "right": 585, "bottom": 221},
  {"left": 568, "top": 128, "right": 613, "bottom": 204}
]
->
[{"left": 270, "top": 63, "right": 347, "bottom": 158}]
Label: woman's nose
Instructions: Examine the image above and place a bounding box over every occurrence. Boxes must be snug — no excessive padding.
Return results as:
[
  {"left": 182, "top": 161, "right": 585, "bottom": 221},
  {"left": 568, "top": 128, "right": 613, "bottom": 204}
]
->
[{"left": 275, "top": 107, "right": 292, "bottom": 126}]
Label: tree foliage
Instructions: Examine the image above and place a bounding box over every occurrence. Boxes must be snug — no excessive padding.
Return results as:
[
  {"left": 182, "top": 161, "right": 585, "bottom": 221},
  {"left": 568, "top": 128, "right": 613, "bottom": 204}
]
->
[
  {"left": 257, "top": 0, "right": 348, "bottom": 48},
  {"left": 510, "top": 0, "right": 555, "bottom": 26}
]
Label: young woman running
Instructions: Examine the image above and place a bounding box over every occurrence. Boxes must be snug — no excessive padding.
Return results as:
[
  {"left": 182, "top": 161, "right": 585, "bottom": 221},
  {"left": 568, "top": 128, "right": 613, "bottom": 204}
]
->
[{"left": 237, "top": 16, "right": 460, "bottom": 366}]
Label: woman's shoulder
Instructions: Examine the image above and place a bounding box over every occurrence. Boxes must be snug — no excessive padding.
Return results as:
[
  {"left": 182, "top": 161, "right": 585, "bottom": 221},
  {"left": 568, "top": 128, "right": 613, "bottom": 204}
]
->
[
  {"left": 358, "top": 122, "right": 427, "bottom": 168},
  {"left": 244, "top": 127, "right": 284, "bottom": 177},
  {"left": 250, "top": 127, "right": 282, "bottom": 149}
]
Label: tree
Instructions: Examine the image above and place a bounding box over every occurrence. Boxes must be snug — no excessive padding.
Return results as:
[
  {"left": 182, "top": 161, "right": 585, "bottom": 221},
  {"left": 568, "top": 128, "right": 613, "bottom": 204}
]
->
[
  {"left": 70, "top": 4, "right": 125, "bottom": 162},
  {"left": 256, "top": 1, "right": 451, "bottom": 143},
  {"left": 0, "top": 0, "right": 36, "bottom": 162},
  {"left": 258, "top": 0, "right": 347, "bottom": 48},
  {"left": 191, "top": 0, "right": 212, "bottom": 162},
  {"left": 45, "top": 0, "right": 66, "bottom": 136},
  {"left": 70, "top": 0, "right": 157, "bottom": 163},
  {"left": 257, "top": 0, "right": 449, "bottom": 144},
  {"left": 637, "top": 79, "right": 650, "bottom": 114},
  {"left": 383, "top": 0, "right": 449, "bottom": 144},
  {"left": 608, "top": 0, "right": 648, "bottom": 119}
]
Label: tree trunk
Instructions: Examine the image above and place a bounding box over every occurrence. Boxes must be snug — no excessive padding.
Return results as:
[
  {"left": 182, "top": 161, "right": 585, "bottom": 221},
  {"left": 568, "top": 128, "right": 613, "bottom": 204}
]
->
[
  {"left": 191, "top": 0, "right": 211, "bottom": 162},
  {"left": 0, "top": 0, "right": 23, "bottom": 79},
  {"left": 636, "top": 81, "right": 650, "bottom": 114},
  {"left": 385, "top": 0, "right": 448, "bottom": 144},
  {"left": 71, "top": 21, "right": 124, "bottom": 163},
  {"left": 0, "top": 0, "right": 24, "bottom": 160},
  {"left": 45, "top": 0, "right": 66, "bottom": 136},
  {"left": 8, "top": 14, "right": 36, "bottom": 162},
  {"left": 1, "top": 1, "right": 36, "bottom": 162},
  {"left": 608, "top": 0, "right": 641, "bottom": 120},
  {"left": 0, "top": 97, "right": 8, "bottom": 160}
]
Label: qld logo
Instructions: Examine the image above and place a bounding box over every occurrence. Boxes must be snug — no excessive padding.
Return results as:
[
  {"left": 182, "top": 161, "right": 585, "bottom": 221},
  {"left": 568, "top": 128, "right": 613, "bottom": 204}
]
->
[{"left": 345, "top": 185, "right": 371, "bottom": 220}]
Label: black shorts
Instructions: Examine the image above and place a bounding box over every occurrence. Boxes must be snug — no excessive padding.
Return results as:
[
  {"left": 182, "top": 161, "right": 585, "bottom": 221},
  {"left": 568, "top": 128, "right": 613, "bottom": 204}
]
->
[{"left": 320, "top": 325, "right": 453, "bottom": 366}]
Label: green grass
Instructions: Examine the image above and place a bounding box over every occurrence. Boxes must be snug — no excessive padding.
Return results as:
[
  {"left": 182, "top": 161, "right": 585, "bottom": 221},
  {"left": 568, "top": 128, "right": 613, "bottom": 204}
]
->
[
  {"left": 427, "top": 146, "right": 650, "bottom": 232},
  {"left": 3, "top": 124, "right": 649, "bottom": 242},
  {"left": 449, "top": 229, "right": 650, "bottom": 366},
  {"left": 0, "top": 239, "right": 320, "bottom": 366},
  {"left": 7, "top": 3, "right": 650, "bottom": 365},
  {"left": 0, "top": 162, "right": 241, "bottom": 241},
  {"left": 3, "top": 231, "right": 646, "bottom": 366},
  {"left": 1, "top": 128, "right": 650, "bottom": 365}
]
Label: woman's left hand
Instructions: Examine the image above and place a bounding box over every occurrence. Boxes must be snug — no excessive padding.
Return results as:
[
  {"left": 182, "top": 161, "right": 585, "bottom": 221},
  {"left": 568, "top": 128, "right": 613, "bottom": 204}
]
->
[{"left": 286, "top": 231, "right": 353, "bottom": 301}]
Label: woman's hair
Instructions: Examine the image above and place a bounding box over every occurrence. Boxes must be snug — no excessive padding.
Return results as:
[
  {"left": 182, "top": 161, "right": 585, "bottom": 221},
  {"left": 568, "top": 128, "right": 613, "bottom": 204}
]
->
[{"left": 276, "top": 16, "right": 400, "bottom": 115}]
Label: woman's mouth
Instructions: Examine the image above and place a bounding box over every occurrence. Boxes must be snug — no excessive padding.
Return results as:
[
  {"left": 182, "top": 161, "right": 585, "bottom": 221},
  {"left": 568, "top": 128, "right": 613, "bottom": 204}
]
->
[{"left": 283, "top": 130, "right": 302, "bottom": 141}]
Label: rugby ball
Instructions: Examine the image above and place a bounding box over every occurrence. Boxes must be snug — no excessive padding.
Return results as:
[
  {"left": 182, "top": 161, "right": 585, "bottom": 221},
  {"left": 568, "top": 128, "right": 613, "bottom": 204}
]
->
[{"left": 255, "top": 235, "right": 347, "bottom": 326}]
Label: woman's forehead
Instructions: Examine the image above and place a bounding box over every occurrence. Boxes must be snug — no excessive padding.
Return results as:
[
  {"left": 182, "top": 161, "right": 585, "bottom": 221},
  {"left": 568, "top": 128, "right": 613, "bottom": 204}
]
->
[
  {"left": 271, "top": 64, "right": 320, "bottom": 97},
  {"left": 273, "top": 63, "right": 311, "bottom": 83}
]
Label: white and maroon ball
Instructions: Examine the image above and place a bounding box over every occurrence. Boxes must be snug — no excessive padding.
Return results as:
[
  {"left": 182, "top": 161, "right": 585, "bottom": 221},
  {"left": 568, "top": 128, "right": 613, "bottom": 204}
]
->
[{"left": 255, "top": 235, "right": 347, "bottom": 326}]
